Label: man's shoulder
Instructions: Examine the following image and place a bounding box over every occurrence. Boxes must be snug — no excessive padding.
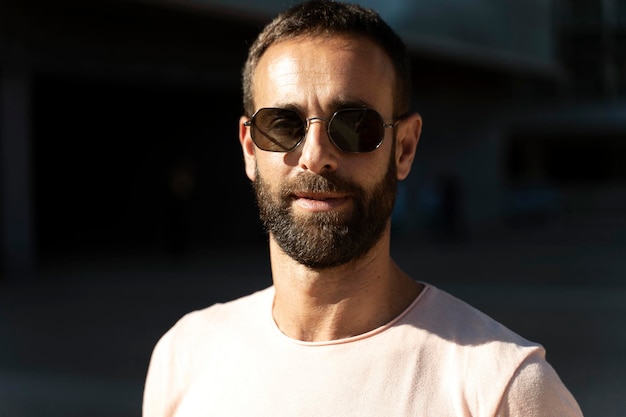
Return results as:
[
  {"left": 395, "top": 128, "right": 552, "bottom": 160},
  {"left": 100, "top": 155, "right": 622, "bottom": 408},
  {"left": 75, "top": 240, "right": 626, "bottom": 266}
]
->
[
  {"left": 412, "top": 283, "right": 543, "bottom": 353},
  {"left": 163, "top": 286, "right": 274, "bottom": 343},
  {"left": 402, "top": 284, "right": 550, "bottom": 404}
]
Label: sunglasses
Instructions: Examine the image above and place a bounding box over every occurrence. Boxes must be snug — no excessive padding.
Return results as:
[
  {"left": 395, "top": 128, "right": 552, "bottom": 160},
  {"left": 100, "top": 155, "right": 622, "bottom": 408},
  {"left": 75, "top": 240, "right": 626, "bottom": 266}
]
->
[{"left": 244, "top": 107, "right": 398, "bottom": 153}]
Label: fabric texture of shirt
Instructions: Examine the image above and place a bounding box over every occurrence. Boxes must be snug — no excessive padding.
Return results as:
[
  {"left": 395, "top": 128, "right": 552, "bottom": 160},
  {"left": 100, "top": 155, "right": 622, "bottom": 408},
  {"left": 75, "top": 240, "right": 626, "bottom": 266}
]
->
[{"left": 142, "top": 283, "right": 583, "bottom": 417}]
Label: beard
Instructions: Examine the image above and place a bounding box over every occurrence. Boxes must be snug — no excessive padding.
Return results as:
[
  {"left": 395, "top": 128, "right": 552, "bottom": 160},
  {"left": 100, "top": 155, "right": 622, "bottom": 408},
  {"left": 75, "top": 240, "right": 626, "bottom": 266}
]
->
[{"left": 252, "top": 151, "right": 398, "bottom": 269}]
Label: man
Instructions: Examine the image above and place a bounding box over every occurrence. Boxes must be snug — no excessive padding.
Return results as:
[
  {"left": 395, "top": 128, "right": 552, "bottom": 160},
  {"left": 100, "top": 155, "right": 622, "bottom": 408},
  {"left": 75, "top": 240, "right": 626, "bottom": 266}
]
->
[{"left": 142, "top": 1, "right": 584, "bottom": 416}]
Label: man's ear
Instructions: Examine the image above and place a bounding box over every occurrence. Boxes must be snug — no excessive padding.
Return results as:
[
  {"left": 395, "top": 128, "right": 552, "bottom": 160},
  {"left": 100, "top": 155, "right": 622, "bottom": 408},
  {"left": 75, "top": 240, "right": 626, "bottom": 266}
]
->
[
  {"left": 395, "top": 113, "right": 422, "bottom": 180},
  {"left": 239, "top": 116, "right": 257, "bottom": 181}
]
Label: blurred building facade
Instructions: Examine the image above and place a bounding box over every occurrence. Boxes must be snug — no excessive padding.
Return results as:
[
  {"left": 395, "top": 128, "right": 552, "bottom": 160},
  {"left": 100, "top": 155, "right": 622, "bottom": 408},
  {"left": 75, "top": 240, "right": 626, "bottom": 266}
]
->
[{"left": 0, "top": 0, "right": 625, "bottom": 278}]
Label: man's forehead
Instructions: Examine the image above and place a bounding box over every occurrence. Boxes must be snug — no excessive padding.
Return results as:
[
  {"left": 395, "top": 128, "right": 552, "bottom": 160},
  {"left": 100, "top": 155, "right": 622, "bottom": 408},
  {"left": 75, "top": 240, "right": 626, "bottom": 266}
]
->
[{"left": 254, "top": 35, "right": 392, "bottom": 84}]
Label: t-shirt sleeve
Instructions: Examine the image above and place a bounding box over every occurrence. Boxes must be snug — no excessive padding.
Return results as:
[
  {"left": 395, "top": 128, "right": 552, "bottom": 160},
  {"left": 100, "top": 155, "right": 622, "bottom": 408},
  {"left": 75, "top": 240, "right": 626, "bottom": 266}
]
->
[
  {"left": 142, "top": 316, "right": 196, "bottom": 417},
  {"left": 142, "top": 329, "right": 178, "bottom": 417},
  {"left": 496, "top": 353, "right": 584, "bottom": 417}
]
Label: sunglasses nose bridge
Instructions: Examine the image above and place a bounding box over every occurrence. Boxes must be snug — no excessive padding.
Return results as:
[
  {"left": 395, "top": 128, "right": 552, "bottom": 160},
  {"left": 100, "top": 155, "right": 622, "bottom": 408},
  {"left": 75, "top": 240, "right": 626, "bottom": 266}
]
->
[
  {"left": 304, "top": 116, "right": 331, "bottom": 131},
  {"left": 302, "top": 115, "right": 332, "bottom": 142}
]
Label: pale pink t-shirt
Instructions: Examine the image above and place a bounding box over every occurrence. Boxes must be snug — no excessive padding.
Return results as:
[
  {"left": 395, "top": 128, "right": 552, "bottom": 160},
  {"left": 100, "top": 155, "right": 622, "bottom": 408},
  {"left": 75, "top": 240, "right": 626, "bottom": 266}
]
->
[{"left": 143, "top": 283, "right": 583, "bottom": 417}]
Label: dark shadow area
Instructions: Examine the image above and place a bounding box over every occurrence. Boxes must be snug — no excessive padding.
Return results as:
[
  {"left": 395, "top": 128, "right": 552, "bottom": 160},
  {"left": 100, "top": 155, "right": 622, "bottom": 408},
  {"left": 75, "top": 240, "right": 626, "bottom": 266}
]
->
[{"left": 32, "top": 74, "right": 266, "bottom": 265}]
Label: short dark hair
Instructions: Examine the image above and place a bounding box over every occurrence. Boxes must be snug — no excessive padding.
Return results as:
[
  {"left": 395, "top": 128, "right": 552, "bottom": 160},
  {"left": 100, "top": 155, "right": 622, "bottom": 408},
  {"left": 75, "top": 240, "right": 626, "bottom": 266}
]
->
[{"left": 241, "top": 0, "right": 411, "bottom": 118}]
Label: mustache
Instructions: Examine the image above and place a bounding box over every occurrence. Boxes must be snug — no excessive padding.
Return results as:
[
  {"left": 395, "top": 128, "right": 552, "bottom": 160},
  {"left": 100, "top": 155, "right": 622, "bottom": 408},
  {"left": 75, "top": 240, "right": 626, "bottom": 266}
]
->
[{"left": 281, "top": 172, "right": 360, "bottom": 196}]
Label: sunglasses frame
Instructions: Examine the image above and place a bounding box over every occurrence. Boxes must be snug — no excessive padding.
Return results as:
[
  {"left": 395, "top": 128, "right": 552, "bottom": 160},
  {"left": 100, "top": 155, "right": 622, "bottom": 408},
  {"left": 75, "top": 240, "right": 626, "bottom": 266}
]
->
[{"left": 244, "top": 107, "right": 398, "bottom": 153}]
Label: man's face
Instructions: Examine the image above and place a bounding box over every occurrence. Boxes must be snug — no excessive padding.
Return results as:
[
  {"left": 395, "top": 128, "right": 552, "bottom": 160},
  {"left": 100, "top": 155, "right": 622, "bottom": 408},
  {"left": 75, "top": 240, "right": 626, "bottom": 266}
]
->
[{"left": 239, "top": 34, "right": 406, "bottom": 268}]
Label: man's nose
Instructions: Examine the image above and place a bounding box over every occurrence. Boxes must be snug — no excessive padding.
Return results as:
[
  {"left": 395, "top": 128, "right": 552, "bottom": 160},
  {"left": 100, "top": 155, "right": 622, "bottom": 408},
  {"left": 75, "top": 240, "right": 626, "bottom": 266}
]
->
[{"left": 296, "top": 118, "right": 338, "bottom": 173}]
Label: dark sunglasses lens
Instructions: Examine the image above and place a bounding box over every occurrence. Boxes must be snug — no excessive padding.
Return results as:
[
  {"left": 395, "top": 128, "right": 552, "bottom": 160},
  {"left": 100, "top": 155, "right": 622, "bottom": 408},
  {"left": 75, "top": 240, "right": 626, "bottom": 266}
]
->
[
  {"left": 251, "top": 108, "right": 304, "bottom": 152},
  {"left": 329, "top": 108, "right": 385, "bottom": 152}
]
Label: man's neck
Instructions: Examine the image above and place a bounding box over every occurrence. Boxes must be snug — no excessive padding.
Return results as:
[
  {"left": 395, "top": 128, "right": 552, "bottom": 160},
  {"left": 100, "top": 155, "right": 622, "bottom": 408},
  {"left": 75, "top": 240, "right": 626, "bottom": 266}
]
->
[{"left": 269, "top": 238, "right": 423, "bottom": 342}]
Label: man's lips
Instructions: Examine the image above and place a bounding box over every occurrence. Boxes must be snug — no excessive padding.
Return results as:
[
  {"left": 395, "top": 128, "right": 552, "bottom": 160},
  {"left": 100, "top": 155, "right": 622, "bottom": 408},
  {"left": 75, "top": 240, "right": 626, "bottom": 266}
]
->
[{"left": 292, "top": 192, "right": 350, "bottom": 211}]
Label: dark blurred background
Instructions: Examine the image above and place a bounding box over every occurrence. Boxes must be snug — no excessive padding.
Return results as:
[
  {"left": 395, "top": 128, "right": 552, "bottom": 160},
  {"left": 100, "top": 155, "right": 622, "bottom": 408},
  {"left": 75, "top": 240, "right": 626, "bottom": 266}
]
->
[{"left": 0, "top": 0, "right": 624, "bottom": 415}]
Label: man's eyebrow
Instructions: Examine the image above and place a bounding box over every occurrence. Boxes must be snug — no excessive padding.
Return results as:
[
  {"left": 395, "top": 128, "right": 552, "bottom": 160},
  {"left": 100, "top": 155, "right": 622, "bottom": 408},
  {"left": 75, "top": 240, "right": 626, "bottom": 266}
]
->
[
  {"left": 329, "top": 98, "right": 372, "bottom": 109},
  {"left": 268, "top": 100, "right": 372, "bottom": 114},
  {"left": 268, "top": 103, "right": 299, "bottom": 111}
]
